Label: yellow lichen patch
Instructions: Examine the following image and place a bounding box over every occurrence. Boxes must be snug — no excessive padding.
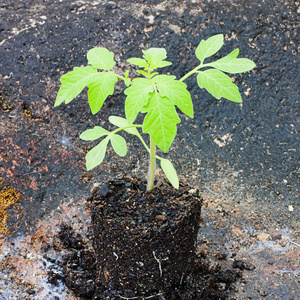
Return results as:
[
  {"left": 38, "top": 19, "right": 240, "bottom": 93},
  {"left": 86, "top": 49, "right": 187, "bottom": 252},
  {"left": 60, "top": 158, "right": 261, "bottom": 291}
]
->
[
  {"left": 24, "top": 109, "right": 33, "bottom": 118},
  {"left": 80, "top": 173, "right": 92, "bottom": 182},
  {"left": 0, "top": 186, "right": 22, "bottom": 235},
  {"left": 23, "top": 108, "right": 41, "bottom": 121}
]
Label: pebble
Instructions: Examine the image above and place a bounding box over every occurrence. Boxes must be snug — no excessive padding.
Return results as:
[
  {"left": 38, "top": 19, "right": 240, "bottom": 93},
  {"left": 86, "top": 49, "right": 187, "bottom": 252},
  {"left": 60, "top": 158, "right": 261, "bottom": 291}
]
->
[
  {"left": 188, "top": 188, "right": 197, "bottom": 194},
  {"left": 268, "top": 228, "right": 282, "bottom": 240},
  {"left": 98, "top": 184, "right": 110, "bottom": 197},
  {"left": 233, "top": 259, "right": 255, "bottom": 270},
  {"left": 155, "top": 215, "right": 167, "bottom": 221},
  {"left": 232, "top": 227, "right": 243, "bottom": 236},
  {"left": 257, "top": 232, "right": 270, "bottom": 241}
]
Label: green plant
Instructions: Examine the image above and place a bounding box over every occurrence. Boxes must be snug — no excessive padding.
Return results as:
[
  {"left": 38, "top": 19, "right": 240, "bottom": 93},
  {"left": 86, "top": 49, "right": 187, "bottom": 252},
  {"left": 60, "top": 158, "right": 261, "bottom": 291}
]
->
[{"left": 54, "top": 34, "right": 255, "bottom": 190}]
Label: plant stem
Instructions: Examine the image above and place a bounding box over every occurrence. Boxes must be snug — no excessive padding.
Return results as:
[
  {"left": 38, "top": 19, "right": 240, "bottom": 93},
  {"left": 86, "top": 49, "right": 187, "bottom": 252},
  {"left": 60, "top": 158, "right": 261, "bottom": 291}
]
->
[
  {"left": 179, "top": 62, "right": 206, "bottom": 82},
  {"left": 147, "top": 136, "right": 156, "bottom": 191},
  {"left": 112, "top": 125, "right": 143, "bottom": 134},
  {"left": 115, "top": 74, "right": 133, "bottom": 85}
]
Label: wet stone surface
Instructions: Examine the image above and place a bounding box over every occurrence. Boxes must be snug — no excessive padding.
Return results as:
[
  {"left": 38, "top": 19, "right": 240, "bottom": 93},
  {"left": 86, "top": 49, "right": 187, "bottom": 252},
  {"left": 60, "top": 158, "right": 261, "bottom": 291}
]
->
[{"left": 0, "top": 0, "right": 299, "bottom": 299}]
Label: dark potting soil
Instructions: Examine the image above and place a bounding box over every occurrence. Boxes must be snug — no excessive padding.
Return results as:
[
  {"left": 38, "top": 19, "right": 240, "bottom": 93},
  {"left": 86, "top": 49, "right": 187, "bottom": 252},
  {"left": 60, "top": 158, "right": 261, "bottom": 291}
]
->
[
  {"left": 49, "top": 177, "right": 241, "bottom": 299},
  {"left": 90, "top": 177, "right": 202, "bottom": 297}
]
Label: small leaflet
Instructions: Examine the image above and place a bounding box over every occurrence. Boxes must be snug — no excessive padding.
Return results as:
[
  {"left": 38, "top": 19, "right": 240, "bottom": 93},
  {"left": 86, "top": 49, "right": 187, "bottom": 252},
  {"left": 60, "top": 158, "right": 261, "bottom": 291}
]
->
[
  {"left": 195, "top": 34, "right": 224, "bottom": 63},
  {"left": 154, "top": 75, "right": 194, "bottom": 118},
  {"left": 197, "top": 69, "right": 242, "bottom": 103},
  {"left": 127, "top": 58, "right": 148, "bottom": 69},
  {"left": 142, "top": 48, "right": 168, "bottom": 65},
  {"left": 80, "top": 126, "right": 109, "bottom": 141},
  {"left": 87, "top": 47, "right": 116, "bottom": 71},
  {"left": 86, "top": 137, "right": 110, "bottom": 171},
  {"left": 142, "top": 93, "right": 180, "bottom": 153},
  {"left": 124, "top": 78, "right": 153, "bottom": 123},
  {"left": 209, "top": 49, "right": 256, "bottom": 74},
  {"left": 88, "top": 71, "right": 118, "bottom": 114},
  {"left": 108, "top": 116, "right": 140, "bottom": 136},
  {"left": 55, "top": 66, "right": 97, "bottom": 106},
  {"left": 160, "top": 159, "right": 179, "bottom": 189},
  {"left": 110, "top": 134, "right": 127, "bottom": 157}
]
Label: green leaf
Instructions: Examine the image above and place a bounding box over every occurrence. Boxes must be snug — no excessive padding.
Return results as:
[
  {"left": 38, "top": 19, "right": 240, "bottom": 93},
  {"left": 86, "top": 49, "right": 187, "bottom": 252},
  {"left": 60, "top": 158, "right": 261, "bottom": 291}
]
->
[
  {"left": 155, "top": 61, "right": 172, "bottom": 68},
  {"left": 142, "top": 48, "right": 167, "bottom": 65},
  {"left": 136, "top": 70, "right": 158, "bottom": 79},
  {"left": 80, "top": 126, "right": 109, "bottom": 141},
  {"left": 124, "top": 70, "right": 131, "bottom": 86},
  {"left": 127, "top": 58, "right": 148, "bottom": 68},
  {"left": 110, "top": 134, "right": 127, "bottom": 157},
  {"left": 149, "top": 72, "right": 159, "bottom": 78},
  {"left": 195, "top": 34, "right": 224, "bottom": 63},
  {"left": 136, "top": 70, "right": 149, "bottom": 77},
  {"left": 124, "top": 78, "right": 131, "bottom": 87},
  {"left": 55, "top": 67, "right": 97, "bottom": 107},
  {"left": 109, "top": 116, "right": 140, "bottom": 136},
  {"left": 142, "top": 48, "right": 171, "bottom": 69},
  {"left": 87, "top": 71, "right": 118, "bottom": 114},
  {"left": 85, "top": 137, "right": 110, "bottom": 171},
  {"left": 143, "top": 93, "right": 181, "bottom": 153},
  {"left": 87, "top": 47, "right": 116, "bottom": 71},
  {"left": 197, "top": 69, "right": 242, "bottom": 103},
  {"left": 209, "top": 49, "right": 256, "bottom": 74},
  {"left": 153, "top": 75, "right": 194, "bottom": 118},
  {"left": 160, "top": 159, "right": 179, "bottom": 189},
  {"left": 124, "top": 78, "right": 153, "bottom": 123}
]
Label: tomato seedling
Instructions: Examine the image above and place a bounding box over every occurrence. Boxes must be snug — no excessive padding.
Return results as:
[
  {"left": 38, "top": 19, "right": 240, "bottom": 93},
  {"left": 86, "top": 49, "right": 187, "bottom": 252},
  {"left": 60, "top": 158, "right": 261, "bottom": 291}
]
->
[{"left": 55, "top": 34, "right": 255, "bottom": 190}]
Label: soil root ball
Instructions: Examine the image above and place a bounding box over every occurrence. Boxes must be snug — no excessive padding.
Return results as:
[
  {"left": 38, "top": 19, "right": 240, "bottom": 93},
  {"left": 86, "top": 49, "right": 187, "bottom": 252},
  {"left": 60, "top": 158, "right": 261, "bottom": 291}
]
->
[{"left": 90, "top": 176, "right": 202, "bottom": 297}]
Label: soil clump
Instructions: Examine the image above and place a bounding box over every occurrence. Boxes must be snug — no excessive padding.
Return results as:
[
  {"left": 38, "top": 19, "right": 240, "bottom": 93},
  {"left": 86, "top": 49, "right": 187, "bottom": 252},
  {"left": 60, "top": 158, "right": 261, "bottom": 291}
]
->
[{"left": 49, "top": 177, "right": 241, "bottom": 299}]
